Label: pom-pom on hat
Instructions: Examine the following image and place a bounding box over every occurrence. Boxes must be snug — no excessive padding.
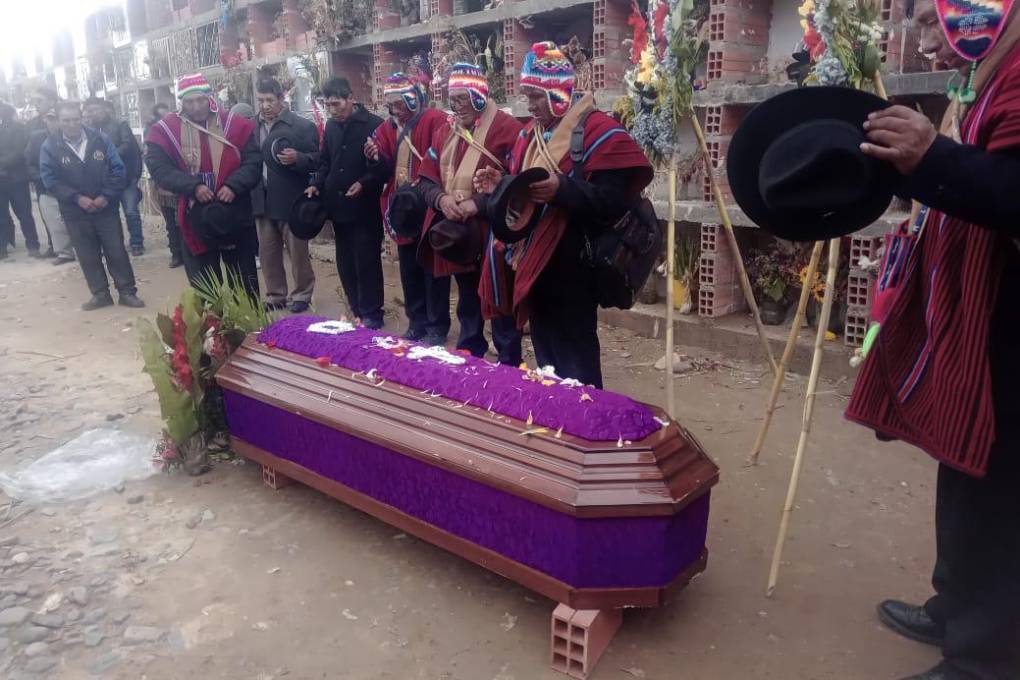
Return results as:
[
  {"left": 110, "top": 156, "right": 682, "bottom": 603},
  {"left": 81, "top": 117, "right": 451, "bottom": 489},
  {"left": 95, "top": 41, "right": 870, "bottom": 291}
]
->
[
  {"left": 520, "top": 42, "right": 575, "bottom": 118},
  {"left": 447, "top": 63, "right": 489, "bottom": 111}
]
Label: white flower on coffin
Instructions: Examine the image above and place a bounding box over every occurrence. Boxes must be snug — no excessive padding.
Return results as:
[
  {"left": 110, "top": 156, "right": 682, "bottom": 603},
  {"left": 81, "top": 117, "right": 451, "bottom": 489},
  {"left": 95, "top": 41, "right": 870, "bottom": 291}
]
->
[
  {"left": 372, "top": 336, "right": 406, "bottom": 350},
  {"left": 406, "top": 345, "right": 467, "bottom": 365},
  {"left": 308, "top": 320, "right": 357, "bottom": 335}
]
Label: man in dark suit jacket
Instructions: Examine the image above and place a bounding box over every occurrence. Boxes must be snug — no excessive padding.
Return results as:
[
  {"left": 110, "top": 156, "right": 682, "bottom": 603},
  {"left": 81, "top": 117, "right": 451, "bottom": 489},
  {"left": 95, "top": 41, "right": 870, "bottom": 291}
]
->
[
  {"left": 306, "top": 77, "right": 385, "bottom": 328},
  {"left": 252, "top": 77, "right": 319, "bottom": 313},
  {"left": 40, "top": 101, "right": 144, "bottom": 310},
  {"left": 0, "top": 101, "right": 41, "bottom": 259},
  {"left": 86, "top": 97, "right": 145, "bottom": 255}
]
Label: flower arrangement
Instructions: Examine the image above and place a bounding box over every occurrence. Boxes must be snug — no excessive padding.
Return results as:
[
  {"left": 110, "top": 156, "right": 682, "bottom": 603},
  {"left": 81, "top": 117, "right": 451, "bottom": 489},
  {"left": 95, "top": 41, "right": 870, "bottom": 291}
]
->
[
  {"left": 615, "top": 0, "right": 709, "bottom": 166},
  {"left": 138, "top": 271, "right": 271, "bottom": 475},
  {"left": 798, "top": 0, "right": 884, "bottom": 88}
]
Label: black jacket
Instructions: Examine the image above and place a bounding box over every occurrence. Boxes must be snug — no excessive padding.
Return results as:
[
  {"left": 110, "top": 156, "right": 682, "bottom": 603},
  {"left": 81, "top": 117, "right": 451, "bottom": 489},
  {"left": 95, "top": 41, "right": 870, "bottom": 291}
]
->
[
  {"left": 26, "top": 127, "right": 48, "bottom": 194},
  {"left": 39, "top": 128, "right": 126, "bottom": 218},
  {"left": 97, "top": 118, "right": 142, "bottom": 183},
  {"left": 311, "top": 105, "right": 384, "bottom": 226},
  {"left": 145, "top": 119, "right": 262, "bottom": 229},
  {"left": 0, "top": 116, "right": 29, "bottom": 183},
  {"left": 251, "top": 109, "right": 320, "bottom": 221}
]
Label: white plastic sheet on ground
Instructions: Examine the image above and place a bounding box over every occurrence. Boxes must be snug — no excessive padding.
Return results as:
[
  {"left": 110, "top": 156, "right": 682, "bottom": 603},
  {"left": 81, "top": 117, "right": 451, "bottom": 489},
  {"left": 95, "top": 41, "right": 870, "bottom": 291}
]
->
[{"left": 0, "top": 429, "right": 158, "bottom": 503}]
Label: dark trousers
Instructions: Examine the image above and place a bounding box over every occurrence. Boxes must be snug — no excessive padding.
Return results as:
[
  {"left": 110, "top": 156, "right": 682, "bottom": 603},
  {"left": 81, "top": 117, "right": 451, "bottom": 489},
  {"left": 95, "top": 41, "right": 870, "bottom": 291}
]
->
[
  {"left": 64, "top": 209, "right": 137, "bottom": 297},
  {"left": 121, "top": 182, "right": 143, "bottom": 248},
  {"left": 0, "top": 179, "right": 40, "bottom": 251},
  {"left": 454, "top": 270, "right": 522, "bottom": 365},
  {"left": 334, "top": 220, "right": 384, "bottom": 325},
  {"left": 528, "top": 294, "right": 602, "bottom": 388},
  {"left": 181, "top": 225, "right": 259, "bottom": 301},
  {"left": 397, "top": 240, "right": 450, "bottom": 337},
  {"left": 924, "top": 448, "right": 1020, "bottom": 680},
  {"left": 160, "top": 205, "right": 183, "bottom": 260}
]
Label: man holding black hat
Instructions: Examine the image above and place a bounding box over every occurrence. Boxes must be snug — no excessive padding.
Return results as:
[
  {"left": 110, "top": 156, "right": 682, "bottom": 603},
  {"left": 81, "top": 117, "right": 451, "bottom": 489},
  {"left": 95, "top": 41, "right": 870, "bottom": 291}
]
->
[
  {"left": 307, "top": 77, "right": 385, "bottom": 328},
  {"left": 724, "top": 0, "right": 1020, "bottom": 675},
  {"left": 476, "top": 43, "right": 653, "bottom": 387},
  {"left": 252, "top": 76, "right": 318, "bottom": 313},
  {"left": 415, "top": 63, "right": 523, "bottom": 365},
  {"left": 364, "top": 72, "right": 451, "bottom": 344},
  {"left": 146, "top": 73, "right": 261, "bottom": 298},
  {"left": 39, "top": 101, "right": 143, "bottom": 310}
]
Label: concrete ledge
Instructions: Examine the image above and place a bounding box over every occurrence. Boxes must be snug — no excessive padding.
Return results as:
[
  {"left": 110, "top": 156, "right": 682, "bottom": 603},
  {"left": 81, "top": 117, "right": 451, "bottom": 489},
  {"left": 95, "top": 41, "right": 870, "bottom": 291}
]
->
[{"left": 694, "top": 71, "right": 953, "bottom": 106}]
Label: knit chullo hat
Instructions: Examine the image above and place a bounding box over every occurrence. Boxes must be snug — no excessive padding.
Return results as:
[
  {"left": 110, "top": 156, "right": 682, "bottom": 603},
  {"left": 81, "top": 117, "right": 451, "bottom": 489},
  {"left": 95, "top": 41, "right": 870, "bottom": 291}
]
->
[
  {"left": 937, "top": 0, "right": 1016, "bottom": 61},
  {"left": 383, "top": 72, "right": 425, "bottom": 113},
  {"left": 520, "top": 41, "right": 575, "bottom": 118},
  {"left": 447, "top": 63, "right": 489, "bottom": 111},
  {"left": 176, "top": 73, "right": 214, "bottom": 100}
]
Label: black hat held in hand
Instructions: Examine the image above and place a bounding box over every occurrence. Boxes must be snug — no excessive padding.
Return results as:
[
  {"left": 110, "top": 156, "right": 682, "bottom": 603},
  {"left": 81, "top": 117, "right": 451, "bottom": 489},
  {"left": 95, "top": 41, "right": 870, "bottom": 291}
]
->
[
  {"left": 387, "top": 184, "right": 428, "bottom": 239},
  {"left": 289, "top": 192, "right": 329, "bottom": 240},
  {"left": 188, "top": 200, "right": 247, "bottom": 245},
  {"left": 429, "top": 219, "right": 485, "bottom": 265},
  {"left": 726, "top": 86, "right": 897, "bottom": 242},
  {"left": 488, "top": 167, "right": 551, "bottom": 244}
]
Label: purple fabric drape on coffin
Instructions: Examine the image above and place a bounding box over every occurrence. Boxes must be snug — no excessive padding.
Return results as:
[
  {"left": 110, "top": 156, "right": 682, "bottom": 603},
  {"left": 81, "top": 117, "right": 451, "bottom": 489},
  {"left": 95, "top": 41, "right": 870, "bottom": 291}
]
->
[
  {"left": 224, "top": 390, "right": 710, "bottom": 589},
  {"left": 257, "top": 316, "right": 659, "bottom": 443}
]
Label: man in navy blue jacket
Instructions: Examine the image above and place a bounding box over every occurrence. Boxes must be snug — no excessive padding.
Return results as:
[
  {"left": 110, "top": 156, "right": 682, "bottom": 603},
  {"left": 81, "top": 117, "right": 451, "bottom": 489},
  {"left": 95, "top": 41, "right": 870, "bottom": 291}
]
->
[{"left": 41, "top": 101, "right": 144, "bottom": 311}]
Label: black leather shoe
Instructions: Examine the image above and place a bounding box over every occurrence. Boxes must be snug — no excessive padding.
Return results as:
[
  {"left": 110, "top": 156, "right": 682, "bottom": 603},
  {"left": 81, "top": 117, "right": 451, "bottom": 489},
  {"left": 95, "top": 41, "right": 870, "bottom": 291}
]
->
[
  {"left": 169, "top": 255, "right": 184, "bottom": 269},
  {"left": 264, "top": 301, "right": 287, "bottom": 311},
  {"left": 878, "top": 600, "right": 944, "bottom": 647},
  {"left": 403, "top": 327, "right": 427, "bottom": 341},
  {"left": 53, "top": 256, "right": 75, "bottom": 266},
  {"left": 118, "top": 294, "right": 145, "bottom": 308},
  {"left": 289, "top": 300, "right": 311, "bottom": 314},
  {"left": 898, "top": 662, "right": 978, "bottom": 680},
  {"left": 28, "top": 248, "right": 45, "bottom": 259},
  {"left": 82, "top": 294, "right": 114, "bottom": 311},
  {"left": 131, "top": 245, "right": 145, "bottom": 256}
]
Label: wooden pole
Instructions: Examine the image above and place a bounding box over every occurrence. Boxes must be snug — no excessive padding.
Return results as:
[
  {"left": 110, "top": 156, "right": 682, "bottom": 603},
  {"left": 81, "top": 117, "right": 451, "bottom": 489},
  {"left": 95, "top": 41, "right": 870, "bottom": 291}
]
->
[
  {"left": 747, "top": 241, "right": 824, "bottom": 466},
  {"left": 665, "top": 161, "right": 678, "bottom": 418},
  {"left": 766, "top": 238, "right": 841, "bottom": 597},
  {"left": 690, "top": 115, "right": 779, "bottom": 376},
  {"left": 873, "top": 71, "right": 888, "bottom": 100}
]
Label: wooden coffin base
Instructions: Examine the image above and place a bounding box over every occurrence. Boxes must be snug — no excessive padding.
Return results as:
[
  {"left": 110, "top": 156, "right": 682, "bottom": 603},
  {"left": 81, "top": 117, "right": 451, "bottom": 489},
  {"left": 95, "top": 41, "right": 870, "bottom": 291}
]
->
[{"left": 235, "top": 438, "right": 708, "bottom": 611}]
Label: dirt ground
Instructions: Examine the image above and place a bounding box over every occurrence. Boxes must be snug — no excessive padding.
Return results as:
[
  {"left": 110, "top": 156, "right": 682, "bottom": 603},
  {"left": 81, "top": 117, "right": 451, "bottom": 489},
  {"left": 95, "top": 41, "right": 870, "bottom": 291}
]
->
[{"left": 0, "top": 218, "right": 944, "bottom": 680}]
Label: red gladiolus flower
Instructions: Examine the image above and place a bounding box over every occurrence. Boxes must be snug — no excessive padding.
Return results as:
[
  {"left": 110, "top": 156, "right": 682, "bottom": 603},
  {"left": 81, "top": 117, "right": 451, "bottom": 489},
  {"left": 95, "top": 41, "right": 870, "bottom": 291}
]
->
[
  {"left": 171, "top": 305, "right": 193, "bottom": 391},
  {"left": 628, "top": 0, "right": 649, "bottom": 64}
]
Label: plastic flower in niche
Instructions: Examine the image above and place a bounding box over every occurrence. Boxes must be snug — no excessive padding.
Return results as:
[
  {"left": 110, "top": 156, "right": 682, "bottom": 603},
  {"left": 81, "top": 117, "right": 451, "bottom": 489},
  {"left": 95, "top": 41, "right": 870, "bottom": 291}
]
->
[{"left": 307, "top": 320, "right": 357, "bottom": 335}]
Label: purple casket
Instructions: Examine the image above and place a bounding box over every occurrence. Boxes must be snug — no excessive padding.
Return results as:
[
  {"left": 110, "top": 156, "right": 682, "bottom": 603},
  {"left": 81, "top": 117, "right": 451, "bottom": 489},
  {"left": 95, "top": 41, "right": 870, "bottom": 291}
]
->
[{"left": 216, "top": 316, "right": 718, "bottom": 610}]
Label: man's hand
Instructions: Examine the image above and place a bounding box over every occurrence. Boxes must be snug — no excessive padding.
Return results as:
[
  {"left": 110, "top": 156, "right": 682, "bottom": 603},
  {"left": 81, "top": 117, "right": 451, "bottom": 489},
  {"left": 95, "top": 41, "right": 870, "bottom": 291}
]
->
[
  {"left": 458, "top": 199, "right": 479, "bottom": 220},
  {"left": 195, "top": 184, "right": 215, "bottom": 203},
  {"left": 529, "top": 174, "right": 561, "bottom": 204},
  {"left": 861, "top": 105, "right": 937, "bottom": 175},
  {"left": 364, "top": 138, "right": 380, "bottom": 162},
  {"left": 439, "top": 194, "right": 464, "bottom": 221},
  {"left": 276, "top": 148, "right": 299, "bottom": 165},
  {"left": 216, "top": 185, "right": 236, "bottom": 203},
  {"left": 92, "top": 196, "right": 108, "bottom": 211},
  {"left": 345, "top": 182, "right": 363, "bottom": 198},
  {"left": 77, "top": 195, "right": 95, "bottom": 213},
  {"left": 305, "top": 185, "right": 320, "bottom": 198},
  {"left": 473, "top": 167, "right": 501, "bottom": 195}
]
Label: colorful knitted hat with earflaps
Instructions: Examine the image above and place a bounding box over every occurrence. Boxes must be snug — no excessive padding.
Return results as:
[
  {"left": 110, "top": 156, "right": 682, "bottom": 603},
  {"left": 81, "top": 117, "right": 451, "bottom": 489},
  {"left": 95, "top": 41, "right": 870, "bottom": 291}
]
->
[
  {"left": 520, "top": 41, "right": 575, "bottom": 118},
  {"left": 447, "top": 63, "right": 489, "bottom": 111},
  {"left": 936, "top": 0, "right": 1016, "bottom": 61},
  {"left": 176, "top": 73, "right": 214, "bottom": 99},
  {"left": 383, "top": 72, "right": 425, "bottom": 113}
]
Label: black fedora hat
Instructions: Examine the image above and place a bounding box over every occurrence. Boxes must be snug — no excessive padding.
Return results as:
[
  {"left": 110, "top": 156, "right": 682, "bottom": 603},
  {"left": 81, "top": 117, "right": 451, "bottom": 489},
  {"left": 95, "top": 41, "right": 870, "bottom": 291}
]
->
[
  {"left": 188, "top": 200, "right": 246, "bottom": 245},
  {"left": 726, "top": 86, "right": 897, "bottom": 242},
  {"left": 429, "top": 219, "right": 484, "bottom": 265},
  {"left": 289, "top": 192, "right": 328, "bottom": 240},
  {"left": 387, "top": 184, "right": 427, "bottom": 239},
  {"left": 262, "top": 129, "right": 296, "bottom": 175},
  {"left": 488, "top": 167, "right": 551, "bottom": 244}
]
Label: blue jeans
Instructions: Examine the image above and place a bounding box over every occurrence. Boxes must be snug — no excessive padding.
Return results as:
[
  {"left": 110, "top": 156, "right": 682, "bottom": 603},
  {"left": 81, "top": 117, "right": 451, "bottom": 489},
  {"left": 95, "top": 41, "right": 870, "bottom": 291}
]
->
[{"left": 121, "top": 182, "right": 143, "bottom": 248}]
